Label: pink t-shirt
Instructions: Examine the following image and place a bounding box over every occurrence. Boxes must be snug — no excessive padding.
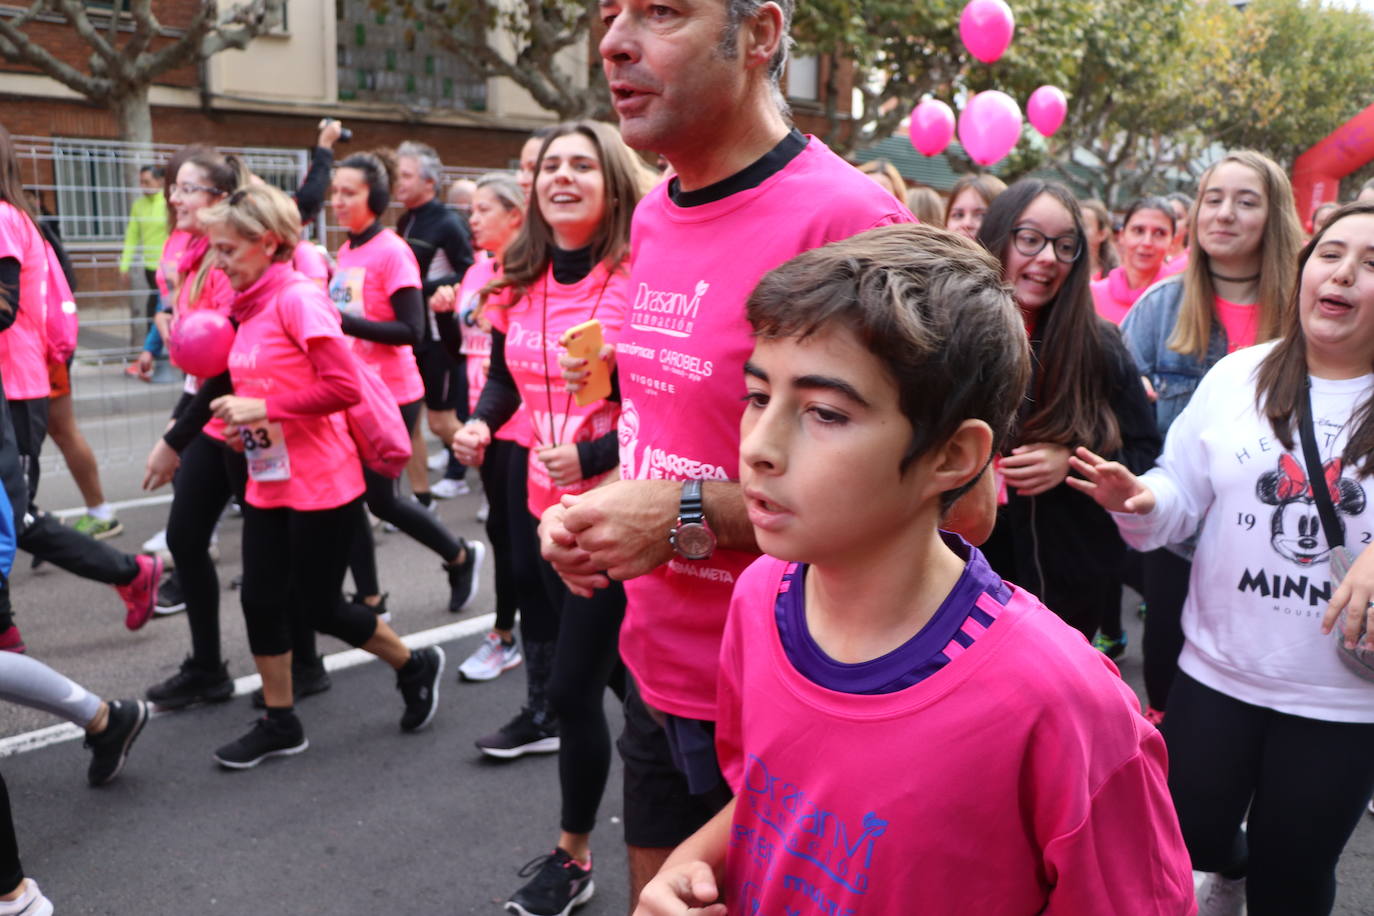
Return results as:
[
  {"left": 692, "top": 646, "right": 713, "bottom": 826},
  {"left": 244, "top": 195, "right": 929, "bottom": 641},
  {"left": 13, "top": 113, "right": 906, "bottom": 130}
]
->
[
  {"left": 175, "top": 239, "right": 235, "bottom": 441},
  {"left": 157, "top": 229, "right": 192, "bottom": 300},
  {"left": 331, "top": 229, "right": 425, "bottom": 405},
  {"left": 0, "top": 203, "right": 53, "bottom": 400},
  {"left": 293, "top": 241, "right": 331, "bottom": 288},
  {"left": 616, "top": 136, "right": 913, "bottom": 720},
  {"left": 457, "top": 255, "right": 526, "bottom": 446},
  {"left": 228, "top": 262, "right": 364, "bottom": 511},
  {"left": 1090, "top": 265, "right": 1160, "bottom": 325},
  {"left": 717, "top": 555, "right": 1196, "bottom": 916},
  {"left": 488, "top": 260, "right": 630, "bottom": 517},
  {"left": 1215, "top": 295, "right": 1258, "bottom": 353}
]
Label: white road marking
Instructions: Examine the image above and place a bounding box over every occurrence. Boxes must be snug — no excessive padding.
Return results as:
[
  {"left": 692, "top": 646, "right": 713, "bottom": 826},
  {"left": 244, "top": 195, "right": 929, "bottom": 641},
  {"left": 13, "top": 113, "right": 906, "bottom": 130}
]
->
[{"left": 0, "top": 612, "right": 495, "bottom": 758}]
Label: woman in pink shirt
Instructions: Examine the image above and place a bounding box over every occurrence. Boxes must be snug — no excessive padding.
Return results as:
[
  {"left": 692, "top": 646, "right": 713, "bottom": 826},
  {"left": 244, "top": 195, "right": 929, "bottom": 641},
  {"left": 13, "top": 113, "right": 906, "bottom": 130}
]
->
[
  {"left": 1120, "top": 151, "right": 1303, "bottom": 723},
  {"left": 142, "top": 147, "right": 324, "bottom": 714},
  {"left": 328, "top": 151, "right": 483, "bottom": 622},
  {"left": 196, "top": 184, "right": 444, "bottom": 767},
  {"left": 431, "top": 173, "right": 532, "bottom": 683},
  {"left": 451, "top": 120, "right": 648, "bottom": 915},
  {"left": 1091, "top": 196, "right": 1177, "bottom": 324}
]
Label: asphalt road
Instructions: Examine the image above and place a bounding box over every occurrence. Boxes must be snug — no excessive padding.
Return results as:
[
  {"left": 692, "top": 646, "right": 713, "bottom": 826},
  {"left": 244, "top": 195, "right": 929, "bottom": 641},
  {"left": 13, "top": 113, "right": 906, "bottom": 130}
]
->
[{"left": 1, "top": 450, "right": 1371, "bottom": 915}]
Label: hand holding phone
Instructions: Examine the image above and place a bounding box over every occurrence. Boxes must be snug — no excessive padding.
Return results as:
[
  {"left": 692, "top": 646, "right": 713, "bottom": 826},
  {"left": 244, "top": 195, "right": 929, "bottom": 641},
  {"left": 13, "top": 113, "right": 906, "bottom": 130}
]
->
[{"left": 560, "top": 319, "right": 611, "bottom": 407}]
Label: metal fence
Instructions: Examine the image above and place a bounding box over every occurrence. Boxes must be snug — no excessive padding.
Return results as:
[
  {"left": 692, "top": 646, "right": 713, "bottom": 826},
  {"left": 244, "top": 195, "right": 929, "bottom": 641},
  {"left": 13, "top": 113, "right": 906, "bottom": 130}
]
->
[{"left": 10, "top": 135, "right": 492, "bottom": 477}]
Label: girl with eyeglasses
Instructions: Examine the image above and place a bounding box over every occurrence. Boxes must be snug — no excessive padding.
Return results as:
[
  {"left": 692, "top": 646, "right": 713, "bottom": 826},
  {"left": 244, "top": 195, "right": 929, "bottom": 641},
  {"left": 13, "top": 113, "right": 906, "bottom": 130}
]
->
[
  {"left": 976, "top": 179, "right": 1161, "bottom": 639},
  {"left": 1119, "top": 151, "right": 1302, "bottom": 722}
]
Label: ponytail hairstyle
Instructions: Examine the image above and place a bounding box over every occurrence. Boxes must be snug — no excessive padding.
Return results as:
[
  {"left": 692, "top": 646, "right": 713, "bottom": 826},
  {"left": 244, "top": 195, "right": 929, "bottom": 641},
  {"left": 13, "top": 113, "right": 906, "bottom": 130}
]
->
[
  {"left": 337, "top": 149, "right": 398, "bottom": 218},
  {"left": 179, "top": 146, "right": 252, "bottom": 305},
  {"left": 1256, "top": 200, "right": 1374, "bottom": 476},
  {"left": 978, "top": 178, "right": 1123, "bottom": 455},
  {"left": 1080, "top": 198, "right": 1118, "bottom": 276},
  {"left": 483, "top": 121, "right": 645, "bottom": 307},
  {"left": 1168, "top": 150, "right": 1302, "bottom": 360}
]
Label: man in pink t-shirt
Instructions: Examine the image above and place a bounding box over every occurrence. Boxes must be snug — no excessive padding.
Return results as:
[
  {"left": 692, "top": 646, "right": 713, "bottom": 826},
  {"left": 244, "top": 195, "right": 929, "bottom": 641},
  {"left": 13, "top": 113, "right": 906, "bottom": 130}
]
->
[{"left": 538, "top": 0, "right": 911, "bottom": 901}]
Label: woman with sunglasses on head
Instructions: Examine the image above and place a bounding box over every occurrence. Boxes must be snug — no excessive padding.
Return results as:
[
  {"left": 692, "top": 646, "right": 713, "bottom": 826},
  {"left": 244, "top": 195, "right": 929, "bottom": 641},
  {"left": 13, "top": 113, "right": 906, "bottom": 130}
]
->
[
  {"left": 1120, "top": 151, "right": 1303, "bottom": 722},
  {"left": 451, "top": 120, "right": 647, "bottom": 916},
  {"left": 328, "top": 150, "right": 483, "bottom": 623},
  {"left": 976, "top": 179, "right": 1161, "bottom": 640},
  {"left": 1070, "top": 200, "right": 1374, "bottom": 916},
  {"left": 1091, "top": 197, "right": 1177, "bottom": 325},
  {"left": 194, "top": 184, "right": 443, "bottom": 766},
  {"left": 141, "top": 147, "right": 326, "bottom": 712}
]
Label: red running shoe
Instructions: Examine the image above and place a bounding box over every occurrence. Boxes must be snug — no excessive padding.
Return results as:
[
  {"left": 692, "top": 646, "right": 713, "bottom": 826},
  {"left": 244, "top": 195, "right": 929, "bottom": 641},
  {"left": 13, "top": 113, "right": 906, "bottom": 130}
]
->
[
  {"left": 0, "top": 625, "right": 26, "bottom": 653},
  {"left": 117, "top": 554, "right": 163, "bottom": 631}
]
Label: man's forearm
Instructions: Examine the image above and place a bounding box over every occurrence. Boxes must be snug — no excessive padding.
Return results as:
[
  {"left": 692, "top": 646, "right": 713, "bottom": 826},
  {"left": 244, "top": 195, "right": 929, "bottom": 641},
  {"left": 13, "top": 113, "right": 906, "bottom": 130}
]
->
[{"left": 701, "top": 481, "right": 758, "bottom": 554}]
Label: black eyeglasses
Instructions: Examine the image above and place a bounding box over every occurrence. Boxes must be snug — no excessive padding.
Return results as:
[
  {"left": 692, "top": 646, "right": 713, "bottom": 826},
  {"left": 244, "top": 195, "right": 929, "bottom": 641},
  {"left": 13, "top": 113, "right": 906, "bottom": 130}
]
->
[{"left": 1010, "top": 226, "right": 1083, "bottom": 264}]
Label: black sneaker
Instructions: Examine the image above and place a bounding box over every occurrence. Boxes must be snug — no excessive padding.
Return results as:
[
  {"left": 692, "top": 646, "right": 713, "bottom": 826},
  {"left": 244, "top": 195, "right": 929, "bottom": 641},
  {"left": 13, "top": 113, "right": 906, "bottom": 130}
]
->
[
  {"left": 154, "top": 572, "right": 186, "bottom": 616},
  {"left": 214, "top": 714, "right": 308, "bottom": 769},
  {"left": 446, "top": 541, "right": 487, "bottom": 613},
  {"left": 85, "top": 699, "right": 149, "bottom": 786},
  {"left": 250, "top": 656, "right": 333, "bottom": 709},
  {"left": 396, "top": 645, "right": 445, "bottom": 732},
  {"left": 506, "top": 848, "right": 595, "bottom": 916},
  {"left": 349, "top": 591, "right": 391, "bottom": 623},
  {"left": 476, "top": 707, "right": 560, "bottom": 759},
  {"left": 146, "top": 657, "right": 234, "bottom": 710}
]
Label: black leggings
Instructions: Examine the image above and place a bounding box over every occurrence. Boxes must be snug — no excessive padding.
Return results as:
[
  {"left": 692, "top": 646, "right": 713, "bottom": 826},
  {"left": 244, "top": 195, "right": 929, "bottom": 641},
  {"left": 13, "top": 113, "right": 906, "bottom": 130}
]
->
[
  {"left": 479, "top": 437, "right": 522, "bottom": 631},
  {"left": 241, "top": 498, "right": 378, "bottom": 657},
  {"left": 1142, "top": 548, "right": 1190, "bottom": 711},
  {"left": 536, "top": 552, "right": 625, "bottom": 835},
  {"left": 168, "top": 433, "right": 318, "bottom": 667},
  {"left": 349, "top": 399, "right": 463, "bottom": 596},
  {"left": 0, "top": 771, "right": 20, "bottom": 896},
  {"left": 505, "top": 459, "right": 557, "bottom": 643},
  {"left": 1163, "top": 672, "right": 1374, "bottom": 915}
]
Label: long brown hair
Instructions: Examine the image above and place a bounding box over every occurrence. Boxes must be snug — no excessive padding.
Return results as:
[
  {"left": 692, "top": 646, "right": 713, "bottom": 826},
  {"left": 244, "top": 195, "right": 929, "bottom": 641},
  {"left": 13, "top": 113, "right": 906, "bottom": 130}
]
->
[
  {"left": 1168, "top": 150, "right": 1302, "bottom": 359},
  {"left": 978, "top": 178, "right": 1123, "bottom": 454},
  {"left": 484, "top": 121, "right": 645, "bottom": 306},
  {"left": 1256, "top": 200, "right": 1374, "bottom": 475},
  {"left": 0, "top": 125, "right": 38, "bottom": 224}
]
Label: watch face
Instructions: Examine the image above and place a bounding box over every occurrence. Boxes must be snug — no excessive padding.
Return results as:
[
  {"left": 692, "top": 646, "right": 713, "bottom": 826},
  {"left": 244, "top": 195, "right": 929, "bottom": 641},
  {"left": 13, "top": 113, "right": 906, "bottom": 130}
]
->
[{"left": 675, "top": 523, "right": 716, "bottom": 560}]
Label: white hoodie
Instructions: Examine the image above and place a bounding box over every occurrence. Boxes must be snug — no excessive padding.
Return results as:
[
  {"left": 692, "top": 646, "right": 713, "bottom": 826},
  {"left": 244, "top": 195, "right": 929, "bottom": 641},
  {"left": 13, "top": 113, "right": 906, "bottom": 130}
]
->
[{"left": 1115, "top": 341, "right": 1374, "bottom": 722}]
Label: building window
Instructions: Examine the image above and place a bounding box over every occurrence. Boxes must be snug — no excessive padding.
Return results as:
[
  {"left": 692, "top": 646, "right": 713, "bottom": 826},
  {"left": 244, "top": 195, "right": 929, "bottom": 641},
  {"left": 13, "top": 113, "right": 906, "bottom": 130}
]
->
[
  {"left": 787, "top": 54, "right": 820, "bottom": 103},
  {"left": 336, "top": 0, "right": 486, "bottom": 111}
]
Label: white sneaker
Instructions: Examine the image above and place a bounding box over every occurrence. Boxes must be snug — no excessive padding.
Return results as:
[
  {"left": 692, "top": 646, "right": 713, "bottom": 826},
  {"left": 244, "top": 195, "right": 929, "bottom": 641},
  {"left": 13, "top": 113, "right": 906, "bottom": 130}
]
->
[
  {"left": 0, "top": 878, "right": 54, "bottom": 916},
  {"left": 476, "top": 497, "right": 489, "bottom": 523},
  {"left": 141, "top": 528, "right": 168, "bottom": 553},
  {"left": 458, "top": 633, "right": 523, "bottom": 681},
  {"left": 432, "top": 477, "right": 471, "bottom": 499},
  {"left": 1367, "top": 796, "right": 1373, "bottom": 816},
  {"left": 1196, "top": 873, "right": 1246, "bottom": 916},
  {"left": 427, "top": 451, "right": 449, "bottom": 471}
]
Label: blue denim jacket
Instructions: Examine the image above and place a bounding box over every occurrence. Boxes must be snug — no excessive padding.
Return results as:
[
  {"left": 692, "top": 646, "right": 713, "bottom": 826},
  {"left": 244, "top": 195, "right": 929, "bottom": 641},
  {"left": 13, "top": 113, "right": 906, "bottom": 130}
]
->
[{"left": 1120, "top": 276, "right": 1229, "bottom": 438}]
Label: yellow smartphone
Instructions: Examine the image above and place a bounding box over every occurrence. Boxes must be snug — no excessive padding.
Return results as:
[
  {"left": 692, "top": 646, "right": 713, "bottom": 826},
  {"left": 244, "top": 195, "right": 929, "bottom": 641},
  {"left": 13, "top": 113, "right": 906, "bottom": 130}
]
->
[{"left": 560, "top": 319, "right": 611, "bottom": 407}]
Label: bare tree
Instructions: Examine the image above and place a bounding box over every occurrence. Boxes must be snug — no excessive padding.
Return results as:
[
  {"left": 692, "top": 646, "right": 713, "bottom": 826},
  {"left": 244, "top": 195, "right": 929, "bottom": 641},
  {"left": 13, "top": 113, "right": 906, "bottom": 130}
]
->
[
  {"left": 0, "top": 0, "right": 287, "bottom": 147},
  {"left": 392, "top": 0, "right": 610, "bottom": 121}
]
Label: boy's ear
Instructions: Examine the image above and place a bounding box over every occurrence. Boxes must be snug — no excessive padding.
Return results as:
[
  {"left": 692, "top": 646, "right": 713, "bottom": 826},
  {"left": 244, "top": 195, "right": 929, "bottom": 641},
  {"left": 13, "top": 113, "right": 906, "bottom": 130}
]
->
[{"left": 930, "top": 419, "right": 993, "bottom": 493}]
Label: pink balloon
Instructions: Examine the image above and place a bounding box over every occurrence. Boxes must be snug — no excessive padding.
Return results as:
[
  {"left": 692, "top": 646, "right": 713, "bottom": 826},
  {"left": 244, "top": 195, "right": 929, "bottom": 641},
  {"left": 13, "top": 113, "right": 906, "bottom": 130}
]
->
[
  {"left": 1027, "top": 85, "right": 1068, "bottom": 137},
  {"left": 960, "top": 0, "right": 1015, "bottom": 64},
  {"left": 957, "top": 91, "right": 1023, "bottom": 166},
  {"left": 169, "top": 310, "right": 236, "bottom": 378},
  {"left": 909, "top": 99, "right": 956, "bottom": 157}
]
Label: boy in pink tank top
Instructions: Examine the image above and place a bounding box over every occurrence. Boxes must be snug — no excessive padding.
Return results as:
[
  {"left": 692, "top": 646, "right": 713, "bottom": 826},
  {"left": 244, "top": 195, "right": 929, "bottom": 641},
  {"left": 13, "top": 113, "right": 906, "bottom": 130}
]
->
[{"left": 635, "top": 225, "right": 1195, "bottom": 916}]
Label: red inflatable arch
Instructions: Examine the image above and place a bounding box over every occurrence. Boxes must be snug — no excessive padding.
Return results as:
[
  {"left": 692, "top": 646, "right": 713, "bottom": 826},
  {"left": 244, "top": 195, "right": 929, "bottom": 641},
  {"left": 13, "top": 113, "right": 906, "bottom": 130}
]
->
[{"left": 1292, "top": 102, "right": 1374, "bottom": 230}]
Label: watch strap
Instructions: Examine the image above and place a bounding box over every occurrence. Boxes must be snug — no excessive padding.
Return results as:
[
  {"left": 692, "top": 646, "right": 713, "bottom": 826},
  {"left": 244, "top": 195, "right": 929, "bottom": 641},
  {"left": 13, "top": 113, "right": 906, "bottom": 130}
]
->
[{"left": 679, "top": 478, "right": 705, "bottom": 523}]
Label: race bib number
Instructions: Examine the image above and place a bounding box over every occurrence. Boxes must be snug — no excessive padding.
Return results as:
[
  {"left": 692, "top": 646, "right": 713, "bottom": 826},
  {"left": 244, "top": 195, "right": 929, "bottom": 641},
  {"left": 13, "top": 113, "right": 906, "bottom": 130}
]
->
[
  {"left": 241, "top": 421, "right": 290, "bottom": 482},
  {"left": 328, "top": 266, "right": 366, "bottom": 317}
]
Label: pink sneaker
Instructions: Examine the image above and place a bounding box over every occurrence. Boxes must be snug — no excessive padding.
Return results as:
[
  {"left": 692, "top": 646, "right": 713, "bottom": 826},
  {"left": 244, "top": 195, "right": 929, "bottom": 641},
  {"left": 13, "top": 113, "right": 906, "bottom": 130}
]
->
[
  {"left": 117, "top": 554, "right": 163, "bottom": 631},
  {"left": 0, "top": 625, "right": 25, "bottom": 654}
]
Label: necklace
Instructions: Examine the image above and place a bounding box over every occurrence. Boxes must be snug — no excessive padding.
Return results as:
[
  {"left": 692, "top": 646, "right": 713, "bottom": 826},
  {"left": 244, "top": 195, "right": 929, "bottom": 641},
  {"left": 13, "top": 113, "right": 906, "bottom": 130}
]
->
[
  {"left": 541, "top": 263, "right": 615, "bottom": 448},
  {"left": 1210, "top": 271, "right": 1260, "bottom": 283}
]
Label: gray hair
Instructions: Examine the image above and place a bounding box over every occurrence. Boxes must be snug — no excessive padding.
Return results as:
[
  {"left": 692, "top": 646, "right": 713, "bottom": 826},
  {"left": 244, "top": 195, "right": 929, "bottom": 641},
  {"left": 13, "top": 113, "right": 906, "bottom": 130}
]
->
[
  {"left": 718, "top": 0, "right": 794, "bottom": 114},
  {"left": 396, "top": 141, "right": 444, "bottom": 187},
  {"left": 476, "top": 172, "right": 525, "bottom": 213}
]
